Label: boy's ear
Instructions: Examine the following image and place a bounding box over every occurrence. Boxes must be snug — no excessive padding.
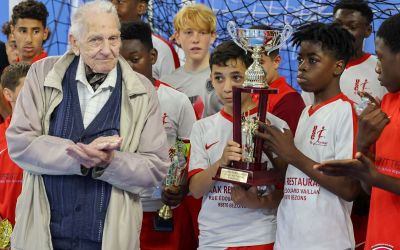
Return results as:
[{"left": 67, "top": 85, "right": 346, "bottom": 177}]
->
[
  {"left": 137, "top": 1, "right": 148, "bottom": 17},
  {"left": 174, "top": 31, "right": 181, "bottom": 46},
  {"left": 210, "top": 32, "right": 217, "bottom": 45},
  {"left": 364, "top": 24, "right": 372, "bottom": 38},
  {"left": 69, "top": 34, "right": 80, "bottom": 56},
  {"left": 42, "top": 27, "right": 49, "bottom": 42},
  {"left": 273, "top": 54, "right": 281, "bottom": 70},
  {"left": 333, "top": 60, "right": 346, "bottom": 77},
  {"left": 150, "top": 48, "right": 158, "bottom": 65},
  {"left": 3, "top": 87, "right": 14, "bottom": 103}
]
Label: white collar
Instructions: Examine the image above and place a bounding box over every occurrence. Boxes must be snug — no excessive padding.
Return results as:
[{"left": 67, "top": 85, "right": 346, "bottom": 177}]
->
[{"left": 75, "top": 57, "right": 117, "bottom": 93}]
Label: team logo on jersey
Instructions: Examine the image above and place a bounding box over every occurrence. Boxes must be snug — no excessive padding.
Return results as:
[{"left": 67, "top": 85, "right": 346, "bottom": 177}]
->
[
  {"left": 162, "top": 112, "right": 168, "bottom": 125},
  {"left": 371, "top": 244, "right": 394, "bottom": 250},
  {"left": 353, "top": 78, "right": 369, "bottom": 94},
  {"left": 205, "top": 141, "right": 219, "bottom": 150},
  {"left": 310, "top": 125, "right": 327, "bottom": 146}
]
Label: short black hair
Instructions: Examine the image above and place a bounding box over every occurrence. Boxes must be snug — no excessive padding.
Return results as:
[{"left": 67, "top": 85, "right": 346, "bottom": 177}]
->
[
  {"left": 11, "top": 0, "right": 49, "bottom": 27},
  {"left": 333, "top": 0, "right": 373, "bottom": 24},
  {"left": 1, "top": 62, "right": 30, "bottom": 91},
  {"left": 250, "top": 24, "right": 279, "bottom": 58},
  {"left": 377, "top": 13, "right": 400, "bottom": 53},
  {"left": 291, "top": 22, "right": 355, "bottom": 64},
  {"left": 1, "top": 22, "right": 12, "bottom": 38},
  {"left": 120, "top": 21, "right": 153, "bottom": 51},
  {"left": 210, "top": 40, "right": 253, "bottom": 70}
]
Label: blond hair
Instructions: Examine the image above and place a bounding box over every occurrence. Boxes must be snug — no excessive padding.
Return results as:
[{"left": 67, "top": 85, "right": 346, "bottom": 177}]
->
[{"left": 173, "top": 4, "right": 216, "bottom": 33}]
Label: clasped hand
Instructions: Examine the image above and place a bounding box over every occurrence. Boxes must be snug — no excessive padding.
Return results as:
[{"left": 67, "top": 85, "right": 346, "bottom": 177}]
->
[{"left": 66, "top": 136, "right": 122, "bottom": 168}]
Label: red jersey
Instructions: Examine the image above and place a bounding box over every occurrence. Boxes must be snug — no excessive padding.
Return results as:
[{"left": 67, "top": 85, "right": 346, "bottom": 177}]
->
[
  {"left": 16, "top": 51, "right": 48, "bottom": 64},
  {"left": 0, "top": 116, "right": 23, "bottom": 225},
  {"left": 365, "top": 92, "right": 400, "bottom": 249}
]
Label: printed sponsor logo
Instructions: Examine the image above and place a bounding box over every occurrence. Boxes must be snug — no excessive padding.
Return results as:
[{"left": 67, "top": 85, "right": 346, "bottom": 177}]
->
[
  {"left": 162, "top": 112, "right": 168, "bottom": 125},
  {"left": 354, "top": 78, "right": 369, "bottom": 94},
  {"left": 309, "top": 125, "right": 327, "bottom": 146}
]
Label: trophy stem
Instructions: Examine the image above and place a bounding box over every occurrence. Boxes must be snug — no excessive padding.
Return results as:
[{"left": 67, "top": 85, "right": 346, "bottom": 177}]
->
[
  {"left": 158, "top": 204, "right": 173, "bottom": 220},
  {"left": 243, "top": 46, "right": 267, "bottom": 88}
]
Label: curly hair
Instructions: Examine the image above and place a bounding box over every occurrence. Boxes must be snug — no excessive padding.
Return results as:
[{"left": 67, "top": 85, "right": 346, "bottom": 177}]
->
[
  {"left": 291, "top": 22, "right": 355, "bottom": 64},
  {"left": 11, "top": 0, "right": 49, "bottom": 27}
]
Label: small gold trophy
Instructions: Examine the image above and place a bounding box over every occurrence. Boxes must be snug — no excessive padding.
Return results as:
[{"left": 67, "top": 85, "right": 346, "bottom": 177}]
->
[
  {"left": 0, "top": 219, "right": 12, "bottom": 249},
  {"left": 154, "top": 140, "right": 187, "bottom": 232}
]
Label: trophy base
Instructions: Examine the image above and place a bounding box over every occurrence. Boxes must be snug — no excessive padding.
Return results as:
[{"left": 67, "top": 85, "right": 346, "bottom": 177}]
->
[
  {"left": 153, "top": 214, "right": 174, "bottom": 232},
  {"left": 213, "top": 162, "right": 281, "bottom": 186}
]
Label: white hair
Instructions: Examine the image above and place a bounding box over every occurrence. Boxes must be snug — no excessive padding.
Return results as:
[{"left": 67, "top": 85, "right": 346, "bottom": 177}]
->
[{"left": 69, "top": 0, "right": 120, "bottom": 39}]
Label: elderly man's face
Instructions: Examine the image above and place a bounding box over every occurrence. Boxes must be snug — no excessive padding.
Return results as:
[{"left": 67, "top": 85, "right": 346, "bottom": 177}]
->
[{"left": 71, "top": 12, "right": 121, "bottom": 73}]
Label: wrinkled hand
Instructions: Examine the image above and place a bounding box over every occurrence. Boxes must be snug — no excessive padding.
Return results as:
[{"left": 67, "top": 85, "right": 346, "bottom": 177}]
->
[
  {"left": 231, "top": 185, "right": 259, "bottom": 208},
  {"left": 220, "top": 140, "right": 242, "bottom": 166},
  {"left": 161, "top": 183, "right": 189, "bottom": 207},
  {"left": 66, "top": 136, "right": 122, "bottom": 168},
  {"left": 314, "top": 152, "right": 378, "bottom": 184},
  {"left": 256, "top": 121, "right": 297, "bottom": 163},
  {"left": 357, "top": 102, "right": 390, "bottom": 151}
]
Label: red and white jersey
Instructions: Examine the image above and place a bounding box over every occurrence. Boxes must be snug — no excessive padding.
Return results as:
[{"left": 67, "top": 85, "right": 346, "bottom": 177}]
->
[
  {"left": 275, "top": 93, "right": 357, "bottom": 250},
  {"left": 189, "top": 108, "right": 288, "bottom": 249},
  {"left": 302, "top": 54, "right": 387, "bottom": 106},
  {"left": 141, "top": 80, "right": 196, "bottom": 212},
  {"left": 152, "top": 34, "right": 180, "bottom": 80}
]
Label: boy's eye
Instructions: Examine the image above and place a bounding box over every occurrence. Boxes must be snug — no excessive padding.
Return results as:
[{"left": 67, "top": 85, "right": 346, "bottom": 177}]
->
[
  {"left": 214, "top": 76, "right": 224, "bottom": 82},
  {"left": 233, "top": 75, "right": 243, "bottom": 81},
  {"left": 297, "top": 57, "right": 304, "bottom": 64},
  {"left": 129, "top": 57, "right": 140, "bottom": 63},
  {"left": 309, "top": 57, "right": 318, "bottom": 64}
]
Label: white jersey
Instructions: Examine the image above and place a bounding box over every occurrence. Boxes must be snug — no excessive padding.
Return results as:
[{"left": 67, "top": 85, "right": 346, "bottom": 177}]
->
[
  {"left": 302, "top": 54, "right": 387, "bottom": 105},
  {"left": 189, "top": 109, "right": 289, "bottom": 249},
  {"left": 160, "top": 66, "right": 223, "bottom": 118},
  {"left": 152, "top": 34, "right": 179, "bottom": 80},
  {"left": 275, "top": 93, "right": 356, "bottom": 250},
  {"left": 141, "top": 81, "right": 196, "bottom": 212}
]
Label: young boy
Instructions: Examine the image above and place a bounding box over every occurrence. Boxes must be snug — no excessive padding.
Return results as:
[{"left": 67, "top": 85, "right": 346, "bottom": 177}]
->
[
  {"left": 2, "top": 22, "right": 18, "bottom": 65},
  {"left": 251, "top": 24, "right": 305, "bottom": 133},
  {"left": 188, "top": 40, "right": 288, "bottom": 250},
  {"left": 120, "top": 21, "right": 197, "bottom": 250},
  {"left": 316, "top": 13, "right": 400, "bottom": 248},
  {"left": 257, "top": 23, "right": 361, "bottom": 249},
  {"left": 11, "top": 0, "right": 49, "bottom": 64},
  {"left": 111, "top": 0, "right": 180, "bottom": 80},
  {"left": 160, "top": 4, "right": 222, "bottom": 119},
  {"left": 302, "top": 0, "right": 386, "bottom": 106},
  {"left": 0, "top": 62, "right": 30, "bottom": 248}
]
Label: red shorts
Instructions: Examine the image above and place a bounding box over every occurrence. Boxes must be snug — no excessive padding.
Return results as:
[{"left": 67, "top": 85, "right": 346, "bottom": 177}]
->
[{"left": 226, "top": 242, "right": 274, "bottom": 250}]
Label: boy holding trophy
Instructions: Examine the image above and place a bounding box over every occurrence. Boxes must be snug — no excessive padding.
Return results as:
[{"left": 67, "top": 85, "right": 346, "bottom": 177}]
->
[{"left": 188, "top": 40, "right": 288, "bottom": 250}]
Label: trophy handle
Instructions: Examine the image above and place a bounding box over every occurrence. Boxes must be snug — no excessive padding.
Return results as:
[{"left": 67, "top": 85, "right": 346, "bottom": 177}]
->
[
  {"left": 266, "top": 24, "right": 293, "bottom": 55},
  {"left": 227, "top": 21, "right": 248, "bottom": 52}
]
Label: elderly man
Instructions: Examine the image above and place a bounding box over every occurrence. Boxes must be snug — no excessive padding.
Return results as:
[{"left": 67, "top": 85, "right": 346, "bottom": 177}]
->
[{"left": 6, "top": 1, "right": 169, "bottom": 250}]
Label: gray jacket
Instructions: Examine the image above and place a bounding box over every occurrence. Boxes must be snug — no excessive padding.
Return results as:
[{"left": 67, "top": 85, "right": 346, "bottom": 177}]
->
[{"left": 6, "top": 51, "right": 170, "bottom": 250}]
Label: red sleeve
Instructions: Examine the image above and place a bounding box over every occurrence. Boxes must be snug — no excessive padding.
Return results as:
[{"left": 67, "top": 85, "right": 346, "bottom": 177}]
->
[{"left": 271, "top": 92, "right": 305, "bottom": 134}]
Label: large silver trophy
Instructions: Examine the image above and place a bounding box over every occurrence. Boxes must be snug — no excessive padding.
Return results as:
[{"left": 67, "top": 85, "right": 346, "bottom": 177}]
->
[{"left": 214, "top": 21, "right": 292, "bottom": 186}]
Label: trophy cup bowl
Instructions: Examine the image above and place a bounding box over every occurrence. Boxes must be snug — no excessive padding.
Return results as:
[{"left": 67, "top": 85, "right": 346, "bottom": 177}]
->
[{"left": 213, "top": 21, "right": 292, "bottom": 186}]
